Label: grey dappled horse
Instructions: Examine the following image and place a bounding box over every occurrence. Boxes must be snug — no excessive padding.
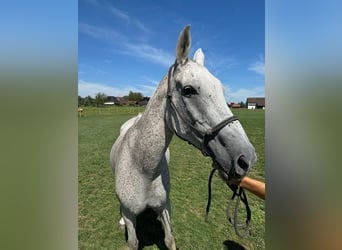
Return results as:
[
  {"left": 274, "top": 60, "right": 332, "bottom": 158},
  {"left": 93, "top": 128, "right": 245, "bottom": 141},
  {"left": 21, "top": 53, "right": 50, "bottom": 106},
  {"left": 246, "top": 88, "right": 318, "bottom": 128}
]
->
[{"left": 110, "top": 25, "right": 257, "bottom": 250}]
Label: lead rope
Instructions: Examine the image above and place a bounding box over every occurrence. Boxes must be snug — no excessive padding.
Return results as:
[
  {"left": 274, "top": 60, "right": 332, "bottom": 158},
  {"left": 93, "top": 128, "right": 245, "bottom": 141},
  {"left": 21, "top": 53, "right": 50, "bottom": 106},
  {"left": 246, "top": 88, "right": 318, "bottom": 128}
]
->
[
  {"left": 226, "top": 183, "right": 251, "bottom": 237},
  {"left": 205, "top": 166, "right": 252, "bottom": 238},
  {"left": 205, "top": 167, "right": 217, "bottom": 223}
]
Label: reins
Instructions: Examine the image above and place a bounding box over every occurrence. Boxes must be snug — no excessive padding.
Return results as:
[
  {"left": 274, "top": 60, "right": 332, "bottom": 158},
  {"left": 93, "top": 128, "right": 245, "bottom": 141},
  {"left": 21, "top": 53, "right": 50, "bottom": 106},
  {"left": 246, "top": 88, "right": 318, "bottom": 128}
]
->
[{"left": 205, "top": 165, "right": 252, "bottom": 238}]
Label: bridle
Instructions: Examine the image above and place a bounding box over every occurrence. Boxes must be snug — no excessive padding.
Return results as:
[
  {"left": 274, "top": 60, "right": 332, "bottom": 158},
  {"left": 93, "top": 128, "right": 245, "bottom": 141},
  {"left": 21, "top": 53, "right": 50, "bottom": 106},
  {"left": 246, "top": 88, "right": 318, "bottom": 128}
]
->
[
  {"left": 167, "top": 61, "right": 251, "bottom": 238},
  {"left": 166, "top": 61, "right": 238, "bottom": 157}
]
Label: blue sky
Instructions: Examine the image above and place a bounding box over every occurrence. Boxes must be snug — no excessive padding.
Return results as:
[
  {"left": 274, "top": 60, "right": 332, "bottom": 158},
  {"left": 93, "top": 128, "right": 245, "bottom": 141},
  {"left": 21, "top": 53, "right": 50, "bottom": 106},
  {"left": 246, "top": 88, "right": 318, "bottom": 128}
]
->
[{"left": 78, "top": 0, "right": 264, "bottom": 103}]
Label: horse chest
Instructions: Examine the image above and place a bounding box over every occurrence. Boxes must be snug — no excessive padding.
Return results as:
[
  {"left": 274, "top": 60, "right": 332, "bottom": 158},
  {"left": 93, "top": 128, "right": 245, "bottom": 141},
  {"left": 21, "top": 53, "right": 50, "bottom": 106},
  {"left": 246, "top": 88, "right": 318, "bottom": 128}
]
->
[{"left": 115, "top": 163, "right": 168, "bottom": 209}]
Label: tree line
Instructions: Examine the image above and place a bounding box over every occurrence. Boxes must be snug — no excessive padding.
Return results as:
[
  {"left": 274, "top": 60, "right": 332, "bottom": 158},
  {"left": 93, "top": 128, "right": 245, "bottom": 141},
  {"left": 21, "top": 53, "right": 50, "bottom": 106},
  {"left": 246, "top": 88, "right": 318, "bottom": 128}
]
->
[
  {"left": 78, "top": 91, "right": 247, "bottom": 108},
  {"left": 78, "top": 91, "right": 144, "bottom": 107}
]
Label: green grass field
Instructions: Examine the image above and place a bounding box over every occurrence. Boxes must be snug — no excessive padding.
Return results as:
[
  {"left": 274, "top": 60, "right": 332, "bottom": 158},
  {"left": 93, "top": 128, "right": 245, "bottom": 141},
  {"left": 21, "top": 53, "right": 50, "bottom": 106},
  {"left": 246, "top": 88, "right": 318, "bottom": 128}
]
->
[{"left": 79, "top": 106, "right": 265, "bottom": 249}]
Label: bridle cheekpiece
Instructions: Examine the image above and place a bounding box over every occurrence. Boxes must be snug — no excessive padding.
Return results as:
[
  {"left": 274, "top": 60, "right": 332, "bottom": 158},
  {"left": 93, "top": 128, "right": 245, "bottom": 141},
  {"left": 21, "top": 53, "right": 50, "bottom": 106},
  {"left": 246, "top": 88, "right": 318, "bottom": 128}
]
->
[{"left": 166, "top": 61, "right": 238, "bottom": 157}]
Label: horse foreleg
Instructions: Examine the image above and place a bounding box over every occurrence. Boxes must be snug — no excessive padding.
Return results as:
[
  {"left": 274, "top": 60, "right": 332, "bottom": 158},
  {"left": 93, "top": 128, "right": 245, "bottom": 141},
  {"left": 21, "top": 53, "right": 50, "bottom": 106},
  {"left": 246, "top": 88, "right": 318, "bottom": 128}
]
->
[
  {"left": 160, "top": 206, "right": 177, "bottom": 250},
  {"left": 121, "top": 208, "right": 138, "bottom": 250}
]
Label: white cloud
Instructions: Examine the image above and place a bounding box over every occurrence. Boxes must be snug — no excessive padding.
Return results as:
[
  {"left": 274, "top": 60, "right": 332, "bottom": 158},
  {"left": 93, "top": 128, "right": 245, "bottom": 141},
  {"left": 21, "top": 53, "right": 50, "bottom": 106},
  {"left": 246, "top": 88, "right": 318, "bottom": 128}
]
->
[
  {"left": 78, "top": 80, "right": 157, "bottom": 98},
  {"left": 78, "top": 22, "right": 127, "bottom": 42},
  {"left": 79, "top": 22, "right": 171, "bottom": 67},
  {"left": 205, "top": 52, "right": 237, "bottom": 75},
  {"left": 248, "top": 54, "right": 265, "bottom": 75},
  {"left": 122, "top": 43, "right": 173, "bottom": 67},
  {"left": 138, "top": 84, "right": 157, "bottom": 95},
  {"left": 140, "top": 76, "right": 160, "bottom": 86},
  {"left": 134, "top": 19, "right": 150, "bottom": 34},
  {"left": 225, "top": 85, "right": 265, "bottom": 103},
  {"left": 83, "top": 2, "right": 150, "bottom": 33},
  {"left": 110, "top": 7, "right": 130, "bottom": 21},
  {"left": 110, "top": 6, "right": 150, "bottom": 34},
  {"left": 78, "top": 80, "right": 131, "bottom": 97}
]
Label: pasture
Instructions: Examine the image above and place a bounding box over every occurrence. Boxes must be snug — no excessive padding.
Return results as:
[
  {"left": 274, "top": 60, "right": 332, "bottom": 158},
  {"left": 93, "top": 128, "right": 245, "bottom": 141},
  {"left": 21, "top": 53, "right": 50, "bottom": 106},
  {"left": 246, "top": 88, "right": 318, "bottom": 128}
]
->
[{"left": 79, "top": 106, "right": 265, "bottom": 249}]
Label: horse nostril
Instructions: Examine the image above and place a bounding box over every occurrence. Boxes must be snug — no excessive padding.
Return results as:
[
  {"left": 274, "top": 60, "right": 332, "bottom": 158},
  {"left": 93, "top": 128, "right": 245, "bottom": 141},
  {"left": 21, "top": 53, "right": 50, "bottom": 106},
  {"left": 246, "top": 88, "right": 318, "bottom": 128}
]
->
[{"left": 237, "top": 155, "right": 250, "bottom": 171}]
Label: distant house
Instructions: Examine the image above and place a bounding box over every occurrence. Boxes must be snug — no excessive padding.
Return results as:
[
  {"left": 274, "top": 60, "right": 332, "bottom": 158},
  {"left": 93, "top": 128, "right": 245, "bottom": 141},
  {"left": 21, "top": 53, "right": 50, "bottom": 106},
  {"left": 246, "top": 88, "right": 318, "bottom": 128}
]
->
[
  {"left": 119, "top": 96, "right": 138, "bottom": 106},
  {"left": 246, "top": 97, "right": 265, "bottom": 109},
  {"left": 116, "top": 96, "right": 130, "bottom": 105},
  {"left": 229, "top": 102, "right": 241, "bottom": 108},
  {"left": 104, "top": 96, "right": 120, "bottom": 105},
  {"left": 104, "top": 96, "right": 150, "bottom": 106},
  {"left": 137, "top": 97, "right": 150, "bottom": 106}
]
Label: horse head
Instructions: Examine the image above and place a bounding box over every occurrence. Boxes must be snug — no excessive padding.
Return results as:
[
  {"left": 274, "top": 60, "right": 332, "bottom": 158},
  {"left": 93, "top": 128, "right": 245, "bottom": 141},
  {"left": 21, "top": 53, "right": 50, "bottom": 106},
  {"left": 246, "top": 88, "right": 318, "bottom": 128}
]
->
[{"left": 166, "top": 25, "right": 257, "bottom": 181}]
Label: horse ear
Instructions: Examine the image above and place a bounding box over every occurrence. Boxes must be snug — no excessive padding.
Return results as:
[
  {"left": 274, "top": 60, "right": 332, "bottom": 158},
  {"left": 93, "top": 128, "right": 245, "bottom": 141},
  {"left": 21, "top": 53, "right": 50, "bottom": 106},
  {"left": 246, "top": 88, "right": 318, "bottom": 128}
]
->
[
  {"left": 193, "top": 48, "right": 204, "bottom": 66},
  {"left": 176, "top": 25, "right": 191, "bottom": 64}
]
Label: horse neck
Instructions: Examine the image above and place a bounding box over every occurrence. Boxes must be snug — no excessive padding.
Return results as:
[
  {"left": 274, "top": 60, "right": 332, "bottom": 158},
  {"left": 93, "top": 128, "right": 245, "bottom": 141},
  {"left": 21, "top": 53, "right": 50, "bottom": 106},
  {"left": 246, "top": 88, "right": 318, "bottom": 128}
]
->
[{"left": 132, "top": 74, "right": 173, "bottom": 169}]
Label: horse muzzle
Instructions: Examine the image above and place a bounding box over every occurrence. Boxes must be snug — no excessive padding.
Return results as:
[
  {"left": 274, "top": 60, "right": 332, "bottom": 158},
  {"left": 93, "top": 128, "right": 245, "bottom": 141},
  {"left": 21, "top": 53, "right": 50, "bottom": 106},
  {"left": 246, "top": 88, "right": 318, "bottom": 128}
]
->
[{"left": 211, "top": 143, "right": 257, "bottom": 182}]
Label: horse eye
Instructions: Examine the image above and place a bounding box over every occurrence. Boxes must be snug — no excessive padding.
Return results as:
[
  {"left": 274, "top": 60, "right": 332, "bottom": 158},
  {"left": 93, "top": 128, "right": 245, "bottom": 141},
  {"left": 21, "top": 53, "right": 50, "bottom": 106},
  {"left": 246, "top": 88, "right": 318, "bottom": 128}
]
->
[{"left": 182, "top": 85, "right": 197, "bottom": 97}]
